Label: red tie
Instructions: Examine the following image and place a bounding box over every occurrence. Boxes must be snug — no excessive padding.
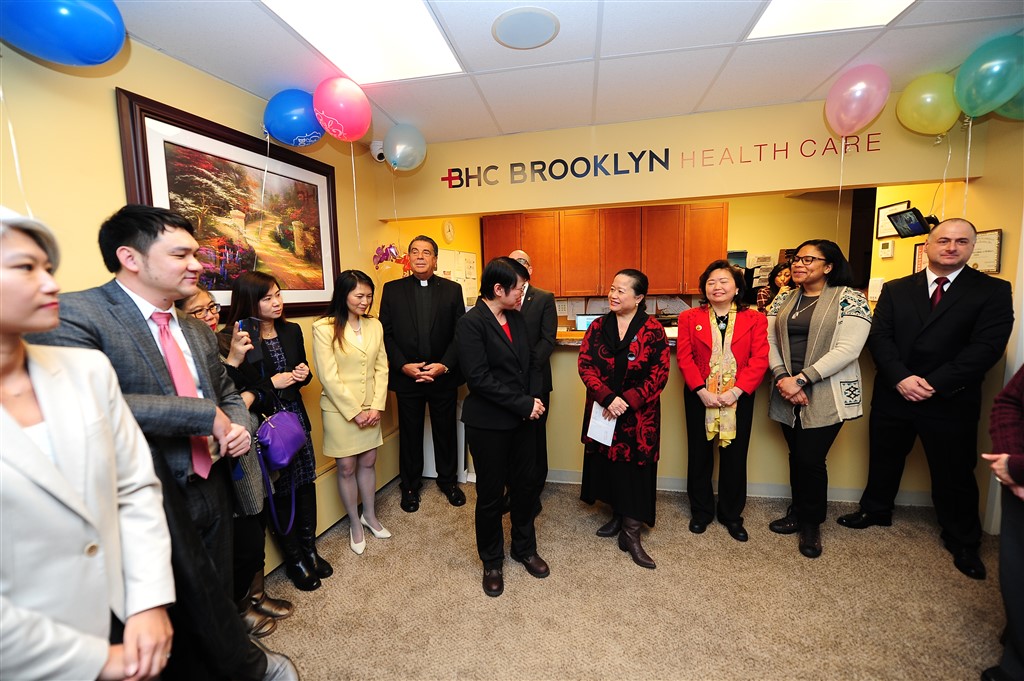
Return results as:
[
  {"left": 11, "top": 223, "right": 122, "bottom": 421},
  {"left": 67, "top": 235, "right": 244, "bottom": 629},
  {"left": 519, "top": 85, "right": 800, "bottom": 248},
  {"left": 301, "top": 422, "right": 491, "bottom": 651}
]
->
[
  {"left": 931, "top": 276, "right": 949, "bottom": 310},
  {"left": 151, "top": 312, "right": 212, "bottom": 479}
]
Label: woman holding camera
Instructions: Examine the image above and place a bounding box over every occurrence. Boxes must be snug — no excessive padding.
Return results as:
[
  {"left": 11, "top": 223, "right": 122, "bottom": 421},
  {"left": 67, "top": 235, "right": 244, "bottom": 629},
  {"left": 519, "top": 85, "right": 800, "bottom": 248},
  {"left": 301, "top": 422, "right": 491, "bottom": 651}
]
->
[{"left": 220, "top": 272, "right": 331, "bottom": 591}]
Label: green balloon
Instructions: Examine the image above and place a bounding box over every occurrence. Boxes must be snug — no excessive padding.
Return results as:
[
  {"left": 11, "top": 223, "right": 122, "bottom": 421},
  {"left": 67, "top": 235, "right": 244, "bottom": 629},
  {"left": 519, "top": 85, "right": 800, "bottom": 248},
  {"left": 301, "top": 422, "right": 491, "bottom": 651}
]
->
[
  {"left": 954, "top": 35, "right": 1024, "bottom": 117},
  {"left": 994, "top": 87, "right": 1024, "bottom": 121}
]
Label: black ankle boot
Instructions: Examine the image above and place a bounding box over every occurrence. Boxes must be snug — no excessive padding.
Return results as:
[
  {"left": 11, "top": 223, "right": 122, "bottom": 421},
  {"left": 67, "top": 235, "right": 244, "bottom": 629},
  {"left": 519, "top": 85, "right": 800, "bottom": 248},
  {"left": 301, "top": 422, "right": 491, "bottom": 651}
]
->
[
  {"left": 618, "top": 517, "right": 656, "bottom": 569},
  {"left": 296, "top": 484, "right": 333, "bottom": 579},
  {"left": 274, "top": 492, "right": 320, "bottom": 591},
  {"left": 596, "top": 513, "right": 622, "bottom": 537}
]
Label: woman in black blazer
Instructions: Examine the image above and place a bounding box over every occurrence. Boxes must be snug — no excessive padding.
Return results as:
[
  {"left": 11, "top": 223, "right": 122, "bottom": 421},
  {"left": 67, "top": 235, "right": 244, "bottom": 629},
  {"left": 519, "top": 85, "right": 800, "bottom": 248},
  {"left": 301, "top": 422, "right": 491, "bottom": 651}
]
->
[
  {"left": 456, "top": 257, "right": 547, "bottom": 597},
  {"left": 220, "top": 272, "right": 332, "bottom": 592}
]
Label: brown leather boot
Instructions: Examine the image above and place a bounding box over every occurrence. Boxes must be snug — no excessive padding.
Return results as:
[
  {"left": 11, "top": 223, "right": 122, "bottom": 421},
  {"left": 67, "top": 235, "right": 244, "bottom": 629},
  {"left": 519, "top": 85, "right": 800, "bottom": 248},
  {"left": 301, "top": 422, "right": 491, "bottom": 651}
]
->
[
  {"left": 237, "top": 594, "right": 277, "bottom": 638},
  {"left": 595, "top": 513, "right": 622, "bottom": 537},
  {"left": 618, "top": 516, "right": 656, "bottom": 569},
  {"left": 250, "top": 570, "right": 294, "bottom": 619}
]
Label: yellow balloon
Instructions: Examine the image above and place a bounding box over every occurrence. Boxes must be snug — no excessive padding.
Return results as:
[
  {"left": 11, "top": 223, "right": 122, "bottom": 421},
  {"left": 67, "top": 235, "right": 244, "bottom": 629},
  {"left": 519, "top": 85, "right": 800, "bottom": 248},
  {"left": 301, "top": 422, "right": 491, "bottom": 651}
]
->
[{"left": 896, "top": 73, "right": 961, "bottom": 135}]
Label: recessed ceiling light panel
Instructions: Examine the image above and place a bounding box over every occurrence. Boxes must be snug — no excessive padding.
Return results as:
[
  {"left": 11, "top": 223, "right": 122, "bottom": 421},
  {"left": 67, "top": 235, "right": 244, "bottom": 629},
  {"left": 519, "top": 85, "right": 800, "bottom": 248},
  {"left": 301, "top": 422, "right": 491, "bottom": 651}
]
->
[
  {"left": 492, "top": 7, "right": 560, "bottom": 50},
  {"left": 747, "top": 0, "right": 915, "bottom": 40}
]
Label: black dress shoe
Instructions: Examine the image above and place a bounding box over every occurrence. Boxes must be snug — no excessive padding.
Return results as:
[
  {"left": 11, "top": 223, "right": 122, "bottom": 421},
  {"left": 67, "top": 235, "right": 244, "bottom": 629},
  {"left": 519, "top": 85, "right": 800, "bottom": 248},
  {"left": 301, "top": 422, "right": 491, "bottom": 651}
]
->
[
  {"left": 688, "top": 519, "right": 709, "bottom": 534},
  {"left": 836, "top": 510, "right": 892, "bottom": 529},
  {"left": 400, "top": 488, "right": 420, "bottom": 513},
  {"left": 981, "top": 665, "right": 1015, "bottom": 681},
  {"left": 724, "top": 521, "right": 748, "bottom": 542},
  {"left": 511, "top": 553, "right": 550, "bottom": 578},
  {"left": 799, "top": 524, "right": 822, "bottom": 558},
  {"left": 952, "top": 550, "right": 986, "bottom": 580},
  {"left": 769, "top": 511, "right": 800, "bottom": 535},
  {"left": 440, "top": 484, "right": 466, "bottom": 507},
  {"left": 482, "top": 568, "right": 503, "bottom": 597}
]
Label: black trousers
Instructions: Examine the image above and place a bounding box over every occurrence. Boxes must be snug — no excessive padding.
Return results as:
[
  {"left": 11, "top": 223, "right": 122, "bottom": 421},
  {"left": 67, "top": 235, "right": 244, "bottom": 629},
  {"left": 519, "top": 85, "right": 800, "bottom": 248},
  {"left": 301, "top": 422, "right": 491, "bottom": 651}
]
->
[
  {"left": 467, "top": 422, "right": 539, "bottom": 569},
  {"left": 999, "top": 485, "right": 1024, "bottom": 679},
  {"left": 780, "top": 412, "right": 843, "bottom": 526},
  {"left": 153, "top": 457, "right": 266, "bottom": 681},
  {"left": 861, "top": 407, "right": 982, "bottom": 551},
  {"left": 397, "top": 388, "right": 459, "bottom": 490},
  {"left": 533, "top": 392, "right": 550, "bottom": 496},
  {"left": 683, "top": 389, "right": 755, "bottom": 523},
  {"left": 232, "top": 504, "right": 267, "bottom": 603}
]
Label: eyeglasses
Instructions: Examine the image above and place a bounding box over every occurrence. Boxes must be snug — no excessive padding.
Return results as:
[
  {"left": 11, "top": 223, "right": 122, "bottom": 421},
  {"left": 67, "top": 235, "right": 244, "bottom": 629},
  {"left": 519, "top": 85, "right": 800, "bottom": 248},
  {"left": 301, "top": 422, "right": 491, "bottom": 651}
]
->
[
  {"left": 790, "top": 255, "right": 828, "bottom": 266},
  {"left": 514, "top": 257, "right": 530, "bottom": 266},
  {"left": 187, "top": 303, "right": 221, "bottom": 318}
]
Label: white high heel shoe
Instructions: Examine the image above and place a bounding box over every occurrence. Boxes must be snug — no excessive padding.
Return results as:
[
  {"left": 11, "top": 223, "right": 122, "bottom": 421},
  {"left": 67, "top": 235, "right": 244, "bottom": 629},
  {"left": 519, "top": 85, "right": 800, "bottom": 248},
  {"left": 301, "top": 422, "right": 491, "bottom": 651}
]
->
[
  {"left": 360, "top": 514, "right": 392, "bottom": 539},
  {"left": 349, "top": 526, "right": 366, "bottom": 555}
]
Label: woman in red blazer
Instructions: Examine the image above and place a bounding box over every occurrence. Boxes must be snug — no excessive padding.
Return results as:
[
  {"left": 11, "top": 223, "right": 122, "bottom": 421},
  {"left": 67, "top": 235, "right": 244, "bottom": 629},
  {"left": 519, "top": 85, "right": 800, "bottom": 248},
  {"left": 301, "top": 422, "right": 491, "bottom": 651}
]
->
[{"left": 676, "top": 260, "right": 768, "bottom": 542}]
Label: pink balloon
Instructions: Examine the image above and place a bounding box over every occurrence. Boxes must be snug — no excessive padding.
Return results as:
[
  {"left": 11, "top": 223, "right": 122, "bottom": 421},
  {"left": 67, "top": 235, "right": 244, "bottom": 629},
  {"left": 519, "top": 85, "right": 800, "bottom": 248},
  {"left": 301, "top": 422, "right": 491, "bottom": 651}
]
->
[
  {"left": 313, "top": 77, "right": 372, "bottom": 142},
  {"left": 825, "top": 65, "right": 891, "bottom": 137}
]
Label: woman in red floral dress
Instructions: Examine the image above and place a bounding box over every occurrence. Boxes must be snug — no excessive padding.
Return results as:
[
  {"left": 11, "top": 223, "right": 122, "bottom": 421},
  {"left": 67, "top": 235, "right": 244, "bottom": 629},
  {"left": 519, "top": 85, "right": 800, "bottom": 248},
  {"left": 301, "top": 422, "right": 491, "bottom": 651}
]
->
[{"left": 578, "top": 269, "right": 671, "bottom": 569}]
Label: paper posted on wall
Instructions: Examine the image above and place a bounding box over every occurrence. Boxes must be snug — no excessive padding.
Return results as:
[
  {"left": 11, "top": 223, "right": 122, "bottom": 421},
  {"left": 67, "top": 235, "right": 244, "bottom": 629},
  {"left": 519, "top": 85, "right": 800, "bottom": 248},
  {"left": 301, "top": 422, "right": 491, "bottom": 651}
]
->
[{"left": 587, "top": 402, "right": 616, "bottom": 446}]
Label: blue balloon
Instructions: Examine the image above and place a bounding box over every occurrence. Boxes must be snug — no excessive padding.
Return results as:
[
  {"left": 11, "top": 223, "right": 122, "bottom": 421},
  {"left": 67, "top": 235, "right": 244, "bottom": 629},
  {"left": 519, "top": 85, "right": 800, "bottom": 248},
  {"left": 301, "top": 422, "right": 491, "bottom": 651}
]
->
[
  {"left": 383, "top": 124, "right": 427, "bottom": 171},
  {"left": 0, "top": 0, "right": 125, "bottom": 66},
  {"left": 954, "top": 34, "right": 1024, "bottom": 117},
  {"left": 994, "top": 87, "right": 1024, "bottom": 121},
  {"left": 263, "top": 89, "right": 324, "bottom": 147}
]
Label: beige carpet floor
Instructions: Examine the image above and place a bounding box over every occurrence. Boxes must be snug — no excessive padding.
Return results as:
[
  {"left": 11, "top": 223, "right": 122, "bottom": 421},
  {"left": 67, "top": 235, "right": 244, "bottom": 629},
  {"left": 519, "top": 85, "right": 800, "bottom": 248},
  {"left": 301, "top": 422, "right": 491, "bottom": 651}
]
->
[{"left": 263, "top": 479, "right": 1004, "bottom": 680}]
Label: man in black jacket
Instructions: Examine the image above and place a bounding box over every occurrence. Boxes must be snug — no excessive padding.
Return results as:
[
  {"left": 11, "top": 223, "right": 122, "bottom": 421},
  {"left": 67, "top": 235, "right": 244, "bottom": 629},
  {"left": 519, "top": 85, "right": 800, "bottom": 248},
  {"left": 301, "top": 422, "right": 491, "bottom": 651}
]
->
[
  {"left": 510, "top": 250, "right": 558, "bottom": 516},
  {"left": 380, "top": 235, "right": 467, "bottom": 512},
  {"left": 838, "top": 218, "right": 1014, "bottom": 580}
]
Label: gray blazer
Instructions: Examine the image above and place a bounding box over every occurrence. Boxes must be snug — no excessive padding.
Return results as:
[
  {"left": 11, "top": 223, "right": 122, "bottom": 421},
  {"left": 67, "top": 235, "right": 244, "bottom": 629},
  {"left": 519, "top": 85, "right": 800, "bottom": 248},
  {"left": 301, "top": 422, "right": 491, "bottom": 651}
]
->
[{"left": 26, "top": 280, "right": 248, "bottom": 485}]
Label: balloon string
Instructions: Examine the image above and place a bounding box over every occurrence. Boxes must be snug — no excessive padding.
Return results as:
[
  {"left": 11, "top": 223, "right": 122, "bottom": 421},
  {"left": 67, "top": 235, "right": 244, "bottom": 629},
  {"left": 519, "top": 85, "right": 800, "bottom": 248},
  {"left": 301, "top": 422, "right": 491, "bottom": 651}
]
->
[
  {"left": 963, "top": 117, "right": 973, "bottom": 216},
  {"left": 350, "top": 142, "right": 361, "bottom": 254},
  {"left": 0, "top": 84, "right": 32, "bottom": 217},
  {"left": 836, "top": 136, "right": 846, "bottom": 239},
  {"left": 929, "top": 134, "right": 952, "bottom": 221},
  {"left": 391, "top": 170, "right": 398, "bottom": 222}
]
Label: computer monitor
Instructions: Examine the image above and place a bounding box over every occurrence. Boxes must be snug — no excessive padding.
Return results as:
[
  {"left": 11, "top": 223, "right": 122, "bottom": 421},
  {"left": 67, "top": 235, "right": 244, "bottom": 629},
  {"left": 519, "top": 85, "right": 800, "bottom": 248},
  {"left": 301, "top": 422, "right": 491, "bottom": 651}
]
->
[
  {"left": 887, "top": 207, "right": 932, "bottom": 238},
  {"left": 574, "top": 314, "right": 602, "bottom": 331}
]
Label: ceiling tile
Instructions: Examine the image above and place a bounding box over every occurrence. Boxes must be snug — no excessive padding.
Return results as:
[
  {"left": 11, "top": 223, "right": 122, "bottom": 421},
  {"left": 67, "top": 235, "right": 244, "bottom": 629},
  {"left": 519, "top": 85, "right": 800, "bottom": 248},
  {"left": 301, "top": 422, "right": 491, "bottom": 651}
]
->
[
  {"left": 697, "top": 31, "right": 880, "bottom": 112},
  {"left": 363, "top": 76, "right": 500, "bottom": 142},
  {"left": 475, "top": 62, "right": 596, "bottom": 135},
  {"left": 430, "top": 0, "right": 600, "bottom": 71},
  {"left": 895, "top": 0, "right": 1024, "bottom": 25},
  {"left": 600, "top": 0, "right": 766, "bottom": 55},
  {"left": 595, "top": 48, "right": 733, "bottom": 124}
]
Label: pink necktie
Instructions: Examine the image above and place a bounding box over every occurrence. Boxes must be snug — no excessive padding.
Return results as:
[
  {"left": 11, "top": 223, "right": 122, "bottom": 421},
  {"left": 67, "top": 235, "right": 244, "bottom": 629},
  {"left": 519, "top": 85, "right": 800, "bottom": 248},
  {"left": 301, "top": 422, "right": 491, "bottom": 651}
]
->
[
  {"left": 151, "top": 312, "right": 212, "bottom": 479},
  {"left": 931, "top": 276, "right": 948, "bottom": 310}
]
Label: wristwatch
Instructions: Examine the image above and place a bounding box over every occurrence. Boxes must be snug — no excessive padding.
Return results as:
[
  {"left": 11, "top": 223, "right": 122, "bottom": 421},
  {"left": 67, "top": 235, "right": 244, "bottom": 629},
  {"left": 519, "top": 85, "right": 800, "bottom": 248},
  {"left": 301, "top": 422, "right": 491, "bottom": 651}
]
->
[{"left": 795, "top": 375, "right": 807, "bottom": 388}]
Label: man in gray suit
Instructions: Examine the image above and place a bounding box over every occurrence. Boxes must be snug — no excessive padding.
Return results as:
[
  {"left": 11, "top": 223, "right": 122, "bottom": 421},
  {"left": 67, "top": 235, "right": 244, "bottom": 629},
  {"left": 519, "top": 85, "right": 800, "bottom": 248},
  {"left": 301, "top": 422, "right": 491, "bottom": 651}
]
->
[
  {"left": 29, "top": 205, "right": 297, "bottom": 681},
  {"left": 510, "top": 250, "right": 557, "bottom": 516}
]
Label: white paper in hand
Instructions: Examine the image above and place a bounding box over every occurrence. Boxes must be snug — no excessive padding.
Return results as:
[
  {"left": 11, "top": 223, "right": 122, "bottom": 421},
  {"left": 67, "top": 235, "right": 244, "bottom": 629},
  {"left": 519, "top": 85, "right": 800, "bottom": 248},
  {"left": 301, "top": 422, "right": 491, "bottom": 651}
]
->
[{"left": 587, "top": 402, "right": 616, "bottom": 446}]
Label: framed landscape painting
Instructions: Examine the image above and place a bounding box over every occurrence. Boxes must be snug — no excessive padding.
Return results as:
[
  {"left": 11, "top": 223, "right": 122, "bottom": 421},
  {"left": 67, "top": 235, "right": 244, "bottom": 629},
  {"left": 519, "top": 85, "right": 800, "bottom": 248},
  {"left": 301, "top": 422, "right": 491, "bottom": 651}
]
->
[{"left": 116, "top": 88, "right": 338, "bottom": 315}]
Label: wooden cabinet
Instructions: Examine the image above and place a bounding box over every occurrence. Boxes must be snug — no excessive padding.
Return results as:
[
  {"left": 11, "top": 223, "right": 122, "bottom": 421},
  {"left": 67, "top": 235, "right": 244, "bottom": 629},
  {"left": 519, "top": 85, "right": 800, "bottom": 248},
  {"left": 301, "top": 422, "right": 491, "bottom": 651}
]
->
[
  {"left": 559, "top": 209, "right": 601, "bottom": 296},
  {"left": 481, "top": 212, "right": 560, "bottom": 293},
  {"left": 600, "top": 207, "right": 642, "bottom": 290},
  {"left": 641, "top": 205, "right": 684, "bottom": 295},
  {"left": 682, "top": 203, "right": 729, "bottom": 294},
  {"left": 482, "top": 202, "right": 727, "bottom": 297},
  {"left": 481, "top": 213, "right": 521, "bottom": 265},
  {"left": 520, "top": 211, "right": 560, "bottom": 294}
]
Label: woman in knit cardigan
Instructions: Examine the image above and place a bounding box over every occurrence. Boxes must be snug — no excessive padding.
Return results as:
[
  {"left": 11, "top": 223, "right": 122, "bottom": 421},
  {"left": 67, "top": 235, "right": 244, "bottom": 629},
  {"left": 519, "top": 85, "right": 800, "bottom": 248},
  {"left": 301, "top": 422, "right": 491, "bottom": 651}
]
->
[{"left": 766, "top": 239, "right": 871, "bottom": 559}]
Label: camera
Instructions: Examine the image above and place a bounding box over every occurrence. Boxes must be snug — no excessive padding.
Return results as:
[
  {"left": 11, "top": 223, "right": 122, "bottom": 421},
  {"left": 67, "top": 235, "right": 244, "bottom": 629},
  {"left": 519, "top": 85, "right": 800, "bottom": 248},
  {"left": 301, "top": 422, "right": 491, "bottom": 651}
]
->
[{"left": 369, "top": 140, "right": 385, "bottom": 162}]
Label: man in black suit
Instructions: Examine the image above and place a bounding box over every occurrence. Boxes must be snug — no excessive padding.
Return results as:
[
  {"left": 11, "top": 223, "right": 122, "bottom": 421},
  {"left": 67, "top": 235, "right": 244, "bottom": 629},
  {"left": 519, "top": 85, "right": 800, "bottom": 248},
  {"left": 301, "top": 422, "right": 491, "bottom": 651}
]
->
[
  {"left": 29, "top": 205, "right": 297, "bottom": 680},
  {"left": 837, "top": 218, "right": 1014, "bottom": 580},
  {"left": 510, "top": 250, "right": 558, "bottom": 516},
  {"left": 380, "top": 235, "right": 467, "bottom": 512}
]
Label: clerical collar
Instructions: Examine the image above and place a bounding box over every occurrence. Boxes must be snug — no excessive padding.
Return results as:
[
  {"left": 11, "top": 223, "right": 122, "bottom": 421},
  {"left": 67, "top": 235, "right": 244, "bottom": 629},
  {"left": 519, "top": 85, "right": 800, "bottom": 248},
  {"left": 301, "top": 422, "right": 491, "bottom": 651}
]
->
[{"left": 418, "top": 277, "right": 430, "bottom": 287}]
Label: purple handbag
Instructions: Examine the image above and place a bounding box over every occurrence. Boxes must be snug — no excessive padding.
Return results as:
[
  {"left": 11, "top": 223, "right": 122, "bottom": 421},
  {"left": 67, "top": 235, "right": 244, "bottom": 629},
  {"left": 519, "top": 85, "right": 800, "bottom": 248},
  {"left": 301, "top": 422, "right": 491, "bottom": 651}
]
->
[
  {"left": 256, "top": 410, "right": 305, "bottom": 470},
  {"left": 256, "top": 396, "right": 306, "bottom": 534}
]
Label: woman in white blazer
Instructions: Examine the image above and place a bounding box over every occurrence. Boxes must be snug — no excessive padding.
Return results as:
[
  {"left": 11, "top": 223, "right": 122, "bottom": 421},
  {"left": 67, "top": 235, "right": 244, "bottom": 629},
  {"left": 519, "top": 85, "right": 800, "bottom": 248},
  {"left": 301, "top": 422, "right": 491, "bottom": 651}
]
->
[
  {"left": 313, "top": 270, "right": 390, "bottom": 555},
  {"left": 0, "top": 210, "right": 174, "bottom": 680}
]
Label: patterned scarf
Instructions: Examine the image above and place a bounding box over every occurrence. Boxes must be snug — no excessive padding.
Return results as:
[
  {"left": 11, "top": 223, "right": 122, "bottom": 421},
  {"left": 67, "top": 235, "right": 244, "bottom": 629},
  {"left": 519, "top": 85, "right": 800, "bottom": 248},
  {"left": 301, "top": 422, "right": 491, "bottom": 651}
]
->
[{"left": 705, "top": 304, "right": 738, "bottom": 446}]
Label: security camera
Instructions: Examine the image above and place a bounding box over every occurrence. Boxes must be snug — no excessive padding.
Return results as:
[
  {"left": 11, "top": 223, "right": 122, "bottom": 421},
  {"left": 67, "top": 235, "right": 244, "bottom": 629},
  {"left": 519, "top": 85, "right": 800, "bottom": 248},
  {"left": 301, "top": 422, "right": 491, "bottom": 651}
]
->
[{"left": 369, "top": 141, "right": 385, "bottom": 162}]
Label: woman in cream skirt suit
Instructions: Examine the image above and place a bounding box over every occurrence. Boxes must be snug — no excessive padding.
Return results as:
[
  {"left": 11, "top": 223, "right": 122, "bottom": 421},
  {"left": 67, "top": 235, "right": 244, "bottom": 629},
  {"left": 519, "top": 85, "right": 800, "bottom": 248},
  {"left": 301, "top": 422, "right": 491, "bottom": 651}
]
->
[{"left": 313, "top": 270, "right": 390, "bottom": 555}]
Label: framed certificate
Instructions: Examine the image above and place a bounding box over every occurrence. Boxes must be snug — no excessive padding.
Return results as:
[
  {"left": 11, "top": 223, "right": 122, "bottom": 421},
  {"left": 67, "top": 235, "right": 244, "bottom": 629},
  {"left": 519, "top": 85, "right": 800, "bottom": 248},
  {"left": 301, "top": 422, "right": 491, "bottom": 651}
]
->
[
  {"left": 876, "top": 201, "right": 910, "bottom": 239},
  {"left": 969, "top": 229, "right": 1002, "bottom": 273}
]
